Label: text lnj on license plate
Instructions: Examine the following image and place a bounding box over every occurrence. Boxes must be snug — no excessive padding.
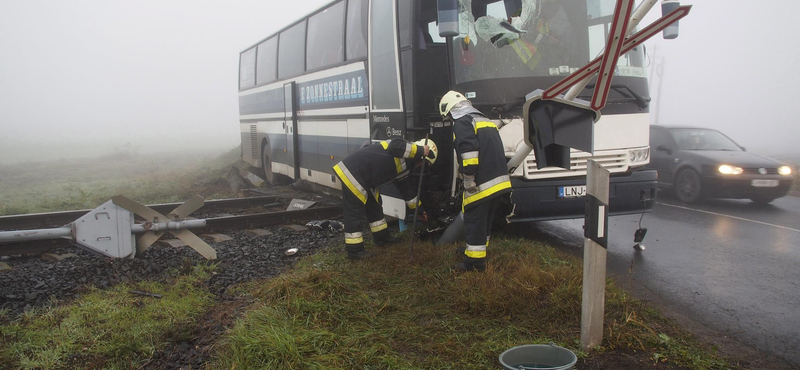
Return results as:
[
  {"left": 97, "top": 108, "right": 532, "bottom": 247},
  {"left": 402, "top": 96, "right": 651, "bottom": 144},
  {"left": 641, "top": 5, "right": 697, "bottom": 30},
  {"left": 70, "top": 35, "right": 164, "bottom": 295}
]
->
[{"left": 558, "top": 185, "right": 587, "bottom": 198}]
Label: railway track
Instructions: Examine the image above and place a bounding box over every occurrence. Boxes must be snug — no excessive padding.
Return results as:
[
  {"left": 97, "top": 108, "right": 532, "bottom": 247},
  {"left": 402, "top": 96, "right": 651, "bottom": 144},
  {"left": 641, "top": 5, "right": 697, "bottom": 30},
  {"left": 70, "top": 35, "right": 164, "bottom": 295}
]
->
[{"left": 0, "top": 196, "right": 342, "bottom": 256}]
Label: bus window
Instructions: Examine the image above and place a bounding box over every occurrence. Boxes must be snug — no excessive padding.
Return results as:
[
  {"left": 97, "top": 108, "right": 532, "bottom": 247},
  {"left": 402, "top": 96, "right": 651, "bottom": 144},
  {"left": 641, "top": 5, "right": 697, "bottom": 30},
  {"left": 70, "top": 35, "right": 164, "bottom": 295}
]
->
[
  {"left": 369, "top": 0, "right": 401, "bottom": 111},
  {"left": 256, "top": 37, "right": 277, "bottom": 85},
  {"left": 346, "top": 0, "right": 368, "bottom": 60},
  {"left": 278, "top": 20, "right": 307, "bottom": 79},
  {"left": 239, "top": 47, "right": 256, "bottom": 90},
  {"left": 307, "top": 2, "right": 345, "bottom": 71}
]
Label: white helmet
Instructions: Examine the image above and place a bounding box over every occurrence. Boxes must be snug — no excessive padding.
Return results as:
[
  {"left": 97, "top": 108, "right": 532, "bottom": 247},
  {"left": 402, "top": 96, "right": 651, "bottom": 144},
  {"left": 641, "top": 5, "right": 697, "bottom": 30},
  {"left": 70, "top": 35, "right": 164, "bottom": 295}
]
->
[
  {"left": 439, "top": 90, "right": 468, "bottom": 117},
  {"left": 414, "top": 138, "right": 438, "bottom": 165}
]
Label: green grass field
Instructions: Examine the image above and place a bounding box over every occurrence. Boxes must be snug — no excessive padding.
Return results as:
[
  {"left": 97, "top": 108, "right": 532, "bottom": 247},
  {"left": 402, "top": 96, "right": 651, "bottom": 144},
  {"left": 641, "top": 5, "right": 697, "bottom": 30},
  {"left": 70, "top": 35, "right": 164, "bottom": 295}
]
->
[
  {"left": 0, "top": 147, "right": 243, "bottom": 216},
  {"left": 211, "top": 237, "right": 732, "bottom": 370},
  {"left": 0, "top": 237, "right": 735, "bottom": 370},
  {"left": 0, "top": 266, "right": 214, "bottom": 370}
]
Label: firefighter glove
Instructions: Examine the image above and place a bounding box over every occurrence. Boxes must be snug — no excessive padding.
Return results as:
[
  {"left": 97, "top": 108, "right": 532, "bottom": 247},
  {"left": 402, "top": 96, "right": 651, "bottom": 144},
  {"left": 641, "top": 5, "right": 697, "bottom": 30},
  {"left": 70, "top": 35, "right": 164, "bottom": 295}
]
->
[{"left": 464, "top": 175, "right": 479, "bottom": 194}]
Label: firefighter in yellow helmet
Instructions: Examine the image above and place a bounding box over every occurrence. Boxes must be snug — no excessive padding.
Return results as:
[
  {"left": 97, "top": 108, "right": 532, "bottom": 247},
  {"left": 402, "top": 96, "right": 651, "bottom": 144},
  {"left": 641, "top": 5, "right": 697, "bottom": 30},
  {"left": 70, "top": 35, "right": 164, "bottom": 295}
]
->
[
  {"left": 440, "top": 90, "right": 512, "bottom": 272},
  {"left": 333, "top": 138, "right": 438, "bottom": 260}
]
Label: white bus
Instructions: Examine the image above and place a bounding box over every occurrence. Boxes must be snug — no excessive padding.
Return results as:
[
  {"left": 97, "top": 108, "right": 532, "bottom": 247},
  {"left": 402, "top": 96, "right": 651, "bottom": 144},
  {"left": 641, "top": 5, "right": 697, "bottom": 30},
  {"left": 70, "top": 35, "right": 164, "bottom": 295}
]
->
[{"left": 238, "top": 0, "right": 656, "bottom": 224}]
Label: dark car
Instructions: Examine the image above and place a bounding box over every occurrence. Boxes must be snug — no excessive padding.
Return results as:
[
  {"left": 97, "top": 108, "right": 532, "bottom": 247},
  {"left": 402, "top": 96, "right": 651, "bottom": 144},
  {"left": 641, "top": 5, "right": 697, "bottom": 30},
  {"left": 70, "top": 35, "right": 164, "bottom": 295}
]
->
[{"left": 647, "top": 125, "right": 795, "bottom": 204}]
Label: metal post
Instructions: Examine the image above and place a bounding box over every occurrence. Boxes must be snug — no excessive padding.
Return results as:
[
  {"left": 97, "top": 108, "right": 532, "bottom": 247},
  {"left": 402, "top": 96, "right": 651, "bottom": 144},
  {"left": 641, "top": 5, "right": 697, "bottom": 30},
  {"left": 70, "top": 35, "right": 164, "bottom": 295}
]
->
[
  {"left": 0, "top": 226, "right": 72, "bottom": 243},
  {"left": 581, "top": 159, "right": 610, "bottom": 350},
  {"left": 409, "top": 134, "right": 430, "bottom": 258}
]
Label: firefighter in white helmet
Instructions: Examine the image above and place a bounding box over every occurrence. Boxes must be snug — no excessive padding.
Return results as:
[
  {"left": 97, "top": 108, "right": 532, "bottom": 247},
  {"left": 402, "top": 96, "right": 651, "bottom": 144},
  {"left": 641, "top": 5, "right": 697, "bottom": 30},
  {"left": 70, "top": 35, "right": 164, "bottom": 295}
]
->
[
  {"left": 333, "top": 138, "right": 437, "bottom": 260},
  {"left": 440, "top": 90, "right": 511, "bottom": 272}
]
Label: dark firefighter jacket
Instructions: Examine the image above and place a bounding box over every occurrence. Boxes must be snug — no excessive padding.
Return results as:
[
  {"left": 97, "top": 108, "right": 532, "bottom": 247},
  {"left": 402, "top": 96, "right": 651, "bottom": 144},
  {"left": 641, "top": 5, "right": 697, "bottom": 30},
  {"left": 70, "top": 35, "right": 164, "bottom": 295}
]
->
[
  {"left": 454, "top": 112, "right": 512, "bottom": 210},
  {"left": 333, "top": 139, "right": 425, "bottom": 210}
]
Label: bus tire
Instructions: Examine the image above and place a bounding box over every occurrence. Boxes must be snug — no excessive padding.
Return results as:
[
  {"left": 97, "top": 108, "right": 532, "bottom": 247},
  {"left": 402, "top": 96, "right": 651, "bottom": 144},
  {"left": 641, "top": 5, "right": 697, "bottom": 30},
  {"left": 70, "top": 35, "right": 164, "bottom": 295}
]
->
[{"left": 261, "top": 144, "right": 276, "bottom": 185}]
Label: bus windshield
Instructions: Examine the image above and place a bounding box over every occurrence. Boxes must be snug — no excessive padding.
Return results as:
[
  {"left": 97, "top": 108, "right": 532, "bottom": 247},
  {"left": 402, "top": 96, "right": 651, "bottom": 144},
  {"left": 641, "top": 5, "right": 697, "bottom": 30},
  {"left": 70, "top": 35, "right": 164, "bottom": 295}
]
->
[{"left": 451, "top": 0, "right": 646, "bottom": 85}]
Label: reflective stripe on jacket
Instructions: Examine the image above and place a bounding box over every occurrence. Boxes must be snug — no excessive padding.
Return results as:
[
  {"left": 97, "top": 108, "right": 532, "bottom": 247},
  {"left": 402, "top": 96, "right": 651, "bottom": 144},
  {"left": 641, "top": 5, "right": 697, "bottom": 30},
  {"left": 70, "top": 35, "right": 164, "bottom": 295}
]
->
[
  {"left": 333, "top": 139, "right": 424, "bottom": 204},
  {"left": 454, "top": 113, "right": 512, "bottom": 210}
]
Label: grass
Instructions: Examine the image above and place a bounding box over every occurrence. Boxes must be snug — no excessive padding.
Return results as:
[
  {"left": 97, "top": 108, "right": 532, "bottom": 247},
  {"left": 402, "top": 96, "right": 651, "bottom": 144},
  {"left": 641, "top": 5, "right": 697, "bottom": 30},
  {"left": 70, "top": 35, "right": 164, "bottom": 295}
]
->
[
  {"left": 0, "top": 146, "right": 245, "bottom": 216},
  {"left": 212, "top": 236, "right": 733, "bottom": 370},
  {"left": 0, "top": 265, "right": 215, "bottom": 370}
]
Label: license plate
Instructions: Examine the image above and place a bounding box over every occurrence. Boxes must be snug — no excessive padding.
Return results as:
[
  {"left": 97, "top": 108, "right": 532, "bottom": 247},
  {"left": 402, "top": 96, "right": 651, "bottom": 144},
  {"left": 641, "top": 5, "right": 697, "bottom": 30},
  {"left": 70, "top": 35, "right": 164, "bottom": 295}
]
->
[
  {"left": 558, "top": 185, "right": 587, "bottom": 198},
  {"left": 751, "top": 179, "right": 779, "bottom": 187}
]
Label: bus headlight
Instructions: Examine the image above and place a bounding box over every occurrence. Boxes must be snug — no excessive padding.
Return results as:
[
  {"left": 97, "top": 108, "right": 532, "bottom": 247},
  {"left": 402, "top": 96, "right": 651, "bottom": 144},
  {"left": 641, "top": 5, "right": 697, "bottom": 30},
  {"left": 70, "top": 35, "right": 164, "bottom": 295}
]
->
[
  {"left": 719, "top": 165, "right": 743, "bottom": 175},
  {"left": 628, "top": 148, "right": 650, "bottom": 164},
  {"left": 778, "top": 166, "right": 792, "bottom": 175}
]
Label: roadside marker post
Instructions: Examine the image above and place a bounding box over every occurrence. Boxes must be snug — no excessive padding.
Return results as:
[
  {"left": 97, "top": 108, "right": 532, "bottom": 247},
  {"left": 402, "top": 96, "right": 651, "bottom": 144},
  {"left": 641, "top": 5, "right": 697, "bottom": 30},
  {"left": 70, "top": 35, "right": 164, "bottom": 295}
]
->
[{"left": 581, "top": 160, "right": 610, "bottom": 350}]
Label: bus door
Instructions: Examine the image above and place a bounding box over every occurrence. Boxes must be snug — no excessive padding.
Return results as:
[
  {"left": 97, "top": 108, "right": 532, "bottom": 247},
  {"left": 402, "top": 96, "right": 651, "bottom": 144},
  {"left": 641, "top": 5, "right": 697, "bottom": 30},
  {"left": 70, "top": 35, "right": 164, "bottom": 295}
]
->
[
  {"left": 283, "top": 82, "right": 299, "bottom": 180},
  {"left": 368, "top": 0, "right": 405, "bottom": 140}
]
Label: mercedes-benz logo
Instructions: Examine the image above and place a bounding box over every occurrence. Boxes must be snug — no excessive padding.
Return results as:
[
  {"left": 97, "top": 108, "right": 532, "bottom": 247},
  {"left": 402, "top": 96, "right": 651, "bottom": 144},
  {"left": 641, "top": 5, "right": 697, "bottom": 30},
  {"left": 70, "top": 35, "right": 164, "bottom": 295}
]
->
[{"left": 758, "top": 168, "right": 767, "bottom": 175}]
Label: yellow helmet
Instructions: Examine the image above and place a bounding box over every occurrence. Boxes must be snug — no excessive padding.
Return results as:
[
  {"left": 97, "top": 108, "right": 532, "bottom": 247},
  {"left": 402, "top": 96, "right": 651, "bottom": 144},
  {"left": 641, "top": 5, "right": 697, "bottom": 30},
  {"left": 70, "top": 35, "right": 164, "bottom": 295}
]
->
[
  {"left": 439, "top": 90, "right": 468, "bottom": 117},
  {"left": 414, "top": 138, "right": 438, "bottom": 165}
]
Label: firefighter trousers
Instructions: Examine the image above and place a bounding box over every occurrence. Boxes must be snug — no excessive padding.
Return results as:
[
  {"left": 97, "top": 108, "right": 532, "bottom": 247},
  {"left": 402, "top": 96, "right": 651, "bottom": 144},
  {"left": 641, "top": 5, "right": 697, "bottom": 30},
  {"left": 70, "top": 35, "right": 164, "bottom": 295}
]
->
[
  {"left": 341, "top": 186, "right": 389, "bottom": 254},
  {"left": 463, "top": 199, "right": 501, "bottom": 260}
]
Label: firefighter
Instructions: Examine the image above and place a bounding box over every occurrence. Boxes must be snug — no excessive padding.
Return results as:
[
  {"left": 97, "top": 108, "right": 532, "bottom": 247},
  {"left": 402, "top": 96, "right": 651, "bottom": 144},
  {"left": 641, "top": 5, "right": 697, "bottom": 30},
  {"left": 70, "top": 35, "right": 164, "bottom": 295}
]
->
[
  {"left": 333, "top": 138, "right": 438, "bottom": 260},
  {"left": 440, "top": 90, "right": 512, "bottom": 272}
]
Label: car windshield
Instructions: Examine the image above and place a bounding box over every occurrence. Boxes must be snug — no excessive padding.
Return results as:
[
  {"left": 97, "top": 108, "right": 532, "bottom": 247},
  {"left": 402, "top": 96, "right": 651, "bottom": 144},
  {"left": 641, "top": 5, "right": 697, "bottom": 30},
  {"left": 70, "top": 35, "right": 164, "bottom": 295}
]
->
[{"left": 669, "top": 129, "right": 742, "bottom": 151}]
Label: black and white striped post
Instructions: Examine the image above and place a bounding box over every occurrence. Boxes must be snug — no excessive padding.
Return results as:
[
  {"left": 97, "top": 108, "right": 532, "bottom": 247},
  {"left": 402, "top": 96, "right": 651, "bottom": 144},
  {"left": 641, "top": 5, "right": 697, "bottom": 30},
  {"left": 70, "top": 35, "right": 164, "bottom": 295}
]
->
[{"left": 580, "top": 159, "right": 610, "bottom": 349}]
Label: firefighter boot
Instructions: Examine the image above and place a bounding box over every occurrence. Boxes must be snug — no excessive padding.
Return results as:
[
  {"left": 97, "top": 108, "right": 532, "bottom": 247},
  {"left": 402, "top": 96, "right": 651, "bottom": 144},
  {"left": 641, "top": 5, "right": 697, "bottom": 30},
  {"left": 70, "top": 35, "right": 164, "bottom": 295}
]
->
[
  {"left": 455, "top": 256, "right": 486, "bottom": 272},
  {"left": 373, "top": 229, "right": 402, "bottom": 247},
  {"left": 346, "top": 246, "right": 376, "bottom": 260}
]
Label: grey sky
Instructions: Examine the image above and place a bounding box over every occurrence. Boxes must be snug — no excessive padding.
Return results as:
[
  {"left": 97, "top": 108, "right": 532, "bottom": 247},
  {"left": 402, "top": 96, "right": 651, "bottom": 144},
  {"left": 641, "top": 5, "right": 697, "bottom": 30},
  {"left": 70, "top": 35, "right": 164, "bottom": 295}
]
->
[
  {"left": 1, "top": 0, "right": 798, "bottom": 163},
  {"left": 0, "top": 0, "right": 329, "bottom": 162},
  {"left": 642, "top": 0, "right": 800, "bottom": 156}
]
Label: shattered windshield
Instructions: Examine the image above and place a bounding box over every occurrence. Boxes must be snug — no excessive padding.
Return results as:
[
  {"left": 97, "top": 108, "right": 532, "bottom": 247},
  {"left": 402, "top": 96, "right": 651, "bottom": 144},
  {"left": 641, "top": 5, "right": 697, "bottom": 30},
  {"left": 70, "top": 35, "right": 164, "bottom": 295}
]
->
[{"left": 452, "top": 0, "right": 646, "bottom": 85}]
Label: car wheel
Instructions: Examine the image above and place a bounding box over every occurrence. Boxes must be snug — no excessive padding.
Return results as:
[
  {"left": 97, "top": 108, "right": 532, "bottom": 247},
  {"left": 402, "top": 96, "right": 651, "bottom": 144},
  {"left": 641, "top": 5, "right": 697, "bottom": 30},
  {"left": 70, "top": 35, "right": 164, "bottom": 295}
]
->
[
  {"left": 675, "top": 169, "right": 702, "bottom": 203},
  {"left": 261, "top": 145, "right": 275, "bottom": 185},
  {"left": 750, "top": 196, "right": 776, "bottom": 205}
]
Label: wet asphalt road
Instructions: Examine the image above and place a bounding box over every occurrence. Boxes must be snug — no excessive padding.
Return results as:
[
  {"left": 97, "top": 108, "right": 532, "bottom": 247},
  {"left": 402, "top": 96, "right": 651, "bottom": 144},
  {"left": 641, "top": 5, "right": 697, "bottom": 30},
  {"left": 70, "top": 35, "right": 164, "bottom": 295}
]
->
[{"left": 510, "top": 193, "right": 800, "bottom": 366}]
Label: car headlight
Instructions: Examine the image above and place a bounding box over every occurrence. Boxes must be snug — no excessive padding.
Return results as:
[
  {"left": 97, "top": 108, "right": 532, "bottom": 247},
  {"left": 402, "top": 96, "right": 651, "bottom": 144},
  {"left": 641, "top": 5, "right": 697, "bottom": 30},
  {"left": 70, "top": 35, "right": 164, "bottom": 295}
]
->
[
  {"left": 628, "top": 148, "right": 650, "bottom": 164},
  {"left": 718, "top": 164, "right": 743, "bottom": 175},
  {"left": 778, "top": 166, "right": 792, "bottom": 176}
]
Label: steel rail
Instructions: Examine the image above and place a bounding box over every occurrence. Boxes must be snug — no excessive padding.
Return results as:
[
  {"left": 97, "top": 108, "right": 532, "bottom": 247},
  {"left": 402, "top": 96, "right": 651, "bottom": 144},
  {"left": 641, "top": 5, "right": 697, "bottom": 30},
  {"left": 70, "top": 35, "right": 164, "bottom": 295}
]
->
[
  {"left": 0, "top": 196, "right": 279, "bottom": 231},
  {"left": 0, "top": 206, "right": 342, "bottom": 257}
]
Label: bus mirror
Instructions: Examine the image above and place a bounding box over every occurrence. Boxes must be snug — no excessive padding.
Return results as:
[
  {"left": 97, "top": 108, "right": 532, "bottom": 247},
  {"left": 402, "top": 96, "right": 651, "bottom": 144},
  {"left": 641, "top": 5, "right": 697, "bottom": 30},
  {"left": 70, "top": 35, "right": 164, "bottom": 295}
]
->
[
  {"left": 522, "top": 90, "right": 600, "bottom": 170},
  {"left": 661, "top": 0, "right": 680, "bottom": 39},
  {"left": 437, "top": 0, "right": 459, "bottom": 37},
  {"left": 504, "top": 0, "right": 522, "bottom": 19}
]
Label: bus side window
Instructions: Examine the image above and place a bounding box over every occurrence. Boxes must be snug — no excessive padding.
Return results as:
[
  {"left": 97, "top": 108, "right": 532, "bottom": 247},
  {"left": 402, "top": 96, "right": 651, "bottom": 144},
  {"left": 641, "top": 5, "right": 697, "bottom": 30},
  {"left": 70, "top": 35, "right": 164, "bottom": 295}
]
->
[
  {"left": 279, "top": 20, "right": 307, "bottom": 79},
  {"left": 256, "top": 37, "right": 278, "bottom": 85},
  {"left": 239, "top": 47, "right": 256, "bottom": 90},
  {"left": 346, "top": 0, "right": 368, "bottom": 60},
  {"left": 307, "top": 1, "right": 345, "bottom": 71}
]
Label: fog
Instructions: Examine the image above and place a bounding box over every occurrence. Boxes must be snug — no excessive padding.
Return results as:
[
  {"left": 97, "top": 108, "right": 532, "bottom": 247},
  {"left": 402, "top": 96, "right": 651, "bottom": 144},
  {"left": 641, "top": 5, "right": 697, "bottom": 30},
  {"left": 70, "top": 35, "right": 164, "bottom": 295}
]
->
[
  {"left": 1, "top": 0, "right": 798, "bottom": 164},
  {"left": 641, "top": 0, "right": 800, "bottom": 159},
  {"left": 0, "top": 0, "right": 330, "bottom": 163}
]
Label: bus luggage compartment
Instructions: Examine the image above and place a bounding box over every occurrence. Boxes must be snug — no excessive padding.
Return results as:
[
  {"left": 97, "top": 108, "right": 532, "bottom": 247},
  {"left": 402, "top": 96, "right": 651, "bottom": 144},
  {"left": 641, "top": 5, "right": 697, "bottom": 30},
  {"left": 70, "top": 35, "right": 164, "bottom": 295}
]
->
[{"left": 508, "top": 169, "right": 657, "bottom": 222}]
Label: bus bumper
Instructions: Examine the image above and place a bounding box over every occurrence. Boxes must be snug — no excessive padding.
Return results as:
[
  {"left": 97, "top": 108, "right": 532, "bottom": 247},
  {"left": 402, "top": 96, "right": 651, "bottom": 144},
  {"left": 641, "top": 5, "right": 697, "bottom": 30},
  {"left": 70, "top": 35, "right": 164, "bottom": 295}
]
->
[{"left": 508, "top": 169, "right": 657, "bottom": 222}]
